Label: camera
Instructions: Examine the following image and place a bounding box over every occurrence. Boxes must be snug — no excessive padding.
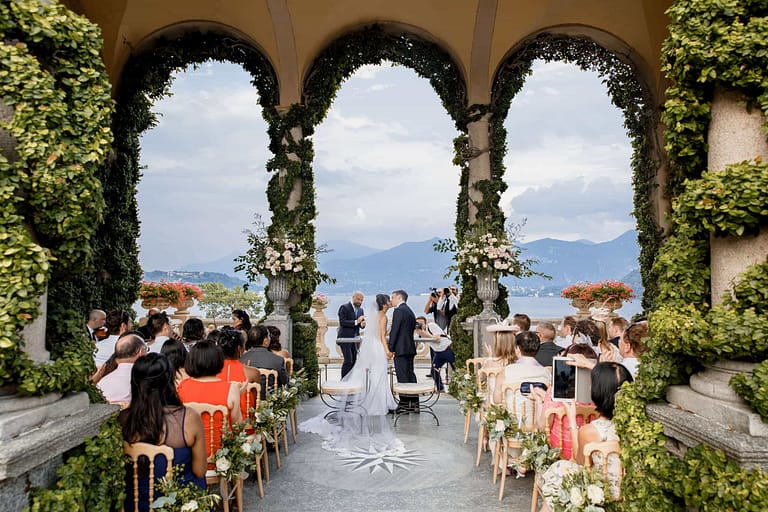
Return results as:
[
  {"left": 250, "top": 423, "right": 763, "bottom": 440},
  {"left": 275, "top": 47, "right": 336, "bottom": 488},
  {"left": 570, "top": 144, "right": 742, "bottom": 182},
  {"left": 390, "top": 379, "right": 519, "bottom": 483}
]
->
[
  {"left": 430, "top": 287, "right": 438, "bottom": 298},
  {"left": 520, "top": 381, "right": 547, "bottom": 395},
  {"left": 415, "top": 322, "right": 423, "bottom": 330}
]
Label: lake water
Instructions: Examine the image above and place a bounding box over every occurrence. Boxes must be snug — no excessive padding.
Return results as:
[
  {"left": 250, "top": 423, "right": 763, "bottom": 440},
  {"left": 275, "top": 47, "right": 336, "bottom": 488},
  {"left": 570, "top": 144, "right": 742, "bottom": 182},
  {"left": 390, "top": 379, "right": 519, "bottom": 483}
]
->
[{"left": 134, "top": 294, "right": 642, "bottom": 355}]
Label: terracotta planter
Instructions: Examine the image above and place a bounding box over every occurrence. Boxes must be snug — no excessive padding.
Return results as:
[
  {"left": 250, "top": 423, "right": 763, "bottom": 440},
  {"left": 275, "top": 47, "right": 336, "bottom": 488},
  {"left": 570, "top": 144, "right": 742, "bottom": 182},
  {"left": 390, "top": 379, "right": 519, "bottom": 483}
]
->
[
  {"left": 174, "top": 297, "right": 194, "bottom": 316},
  {"left": 570, "top": 299, "right": 591, "bottom": 318},
  {"left": 141, "top": 297, "right": 171, "bottom": 311}
]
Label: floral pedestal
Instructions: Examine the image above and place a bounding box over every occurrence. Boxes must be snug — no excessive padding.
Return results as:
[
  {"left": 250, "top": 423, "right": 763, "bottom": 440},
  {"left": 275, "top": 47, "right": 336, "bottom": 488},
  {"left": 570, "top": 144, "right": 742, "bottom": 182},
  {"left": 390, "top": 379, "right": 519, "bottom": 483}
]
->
[
  {"left": 267, "top": 275, "right": 290, "bottom": 316},
  {"left": 476, "top": 271, "right": 499, "bottom": 319}
]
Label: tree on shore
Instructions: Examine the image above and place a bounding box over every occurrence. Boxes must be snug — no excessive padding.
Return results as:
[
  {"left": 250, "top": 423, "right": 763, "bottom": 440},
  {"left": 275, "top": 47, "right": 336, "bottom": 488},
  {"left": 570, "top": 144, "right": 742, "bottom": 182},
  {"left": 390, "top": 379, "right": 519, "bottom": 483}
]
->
[{"left": 198, "top": 283, "right": 263, "bottom": 322}]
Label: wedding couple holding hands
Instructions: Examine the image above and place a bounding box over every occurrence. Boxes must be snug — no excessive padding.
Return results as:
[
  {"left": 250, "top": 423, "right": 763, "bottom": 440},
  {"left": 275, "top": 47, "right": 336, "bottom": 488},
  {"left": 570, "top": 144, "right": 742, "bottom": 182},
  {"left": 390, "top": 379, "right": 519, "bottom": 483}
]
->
[{"left": 337, "top": 290, "right": 418, "bottom": 415}]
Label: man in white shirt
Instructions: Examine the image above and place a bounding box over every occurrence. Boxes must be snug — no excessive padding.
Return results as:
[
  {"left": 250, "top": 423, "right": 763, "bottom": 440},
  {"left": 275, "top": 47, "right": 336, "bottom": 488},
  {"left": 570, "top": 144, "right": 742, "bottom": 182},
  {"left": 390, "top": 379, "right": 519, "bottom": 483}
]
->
[
  {"left": 94, "top": 310, "right": 132, "bottom": 366},
  {"left": 415, "top": 315, "right": 455, "bottom": 391},
  {"left": 97, "top": 333, "right": 146, "bottom": 403},
  {"left": 146, "top": 312, "right": 173, "bottom": 353},
  {"left": 494, "top": 331, "right": 551, "bottom": 403}
]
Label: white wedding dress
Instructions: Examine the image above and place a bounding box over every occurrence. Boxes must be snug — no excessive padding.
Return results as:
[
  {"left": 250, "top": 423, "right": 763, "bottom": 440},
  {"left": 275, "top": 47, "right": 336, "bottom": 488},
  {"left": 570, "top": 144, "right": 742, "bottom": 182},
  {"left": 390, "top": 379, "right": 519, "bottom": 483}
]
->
[{"left": 300, "top": 305, "right": 402, "bottom": 457}]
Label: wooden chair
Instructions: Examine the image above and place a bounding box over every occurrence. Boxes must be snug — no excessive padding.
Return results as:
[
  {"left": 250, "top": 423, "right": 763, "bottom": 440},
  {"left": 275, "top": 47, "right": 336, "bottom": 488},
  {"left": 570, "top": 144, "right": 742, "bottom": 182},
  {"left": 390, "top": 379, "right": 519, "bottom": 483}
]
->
[
  {"left": 123, "top": 442, "right": 174, "bottom": 512},
  {"left": 185, "top": 402, "right": 242, "bottom": 512},
  {"left": 242, "top": 382, "right": 265, "bottom": 496},
  {"left": 283, "top": 357, "right": 298, "bottom": 444},
  {"left": 255, "top": 368, "right": 289, "bottom": 468},
  {"left": 496, "top": 382, "right": 539, "bottom": 500},
  {"left": 463, "top": 357, "right": 486, "bottom": 443},
  {"left": 530, "top": 404, "right": 599, "bottom": 512},
  {"left": 475, "top": 366, "right": 505, "bottom": 466},
  {"left": 584, "top": 440, "right": 622, "bottom": 501}
]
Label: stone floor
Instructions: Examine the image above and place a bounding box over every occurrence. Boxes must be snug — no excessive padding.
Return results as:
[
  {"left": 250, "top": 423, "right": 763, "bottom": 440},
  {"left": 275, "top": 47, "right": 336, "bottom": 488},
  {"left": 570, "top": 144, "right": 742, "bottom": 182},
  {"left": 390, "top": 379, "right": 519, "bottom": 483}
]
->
[{"left": 239, "top": 368, "right": 534, "bottom": 511}]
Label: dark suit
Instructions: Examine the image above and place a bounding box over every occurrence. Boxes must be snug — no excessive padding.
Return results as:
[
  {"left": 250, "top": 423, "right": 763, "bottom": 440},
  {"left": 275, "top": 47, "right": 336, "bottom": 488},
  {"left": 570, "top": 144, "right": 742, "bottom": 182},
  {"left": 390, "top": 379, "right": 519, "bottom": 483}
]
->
[
  {"left": 388, "top": 302, "right": 417, "bottom": 407},
  {"left": 534, "top": 341, "right": 562, "bottom": 367},
  {"left": 240, "top": 347, "right": 288, "bottom": 399},
  {"left": 337, "top": 302, "right": 364, "bottom": 378}
]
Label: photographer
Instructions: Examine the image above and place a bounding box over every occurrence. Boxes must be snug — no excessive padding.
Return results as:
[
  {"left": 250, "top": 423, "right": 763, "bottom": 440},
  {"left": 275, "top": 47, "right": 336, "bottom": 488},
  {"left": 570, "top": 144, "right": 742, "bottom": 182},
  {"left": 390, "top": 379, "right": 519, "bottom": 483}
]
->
[
  {"left": 423, "top": 287, "right": 456, "bottom": 331},
  {"left": 414, "top": 315, "right": 454, "bottom": 391}
]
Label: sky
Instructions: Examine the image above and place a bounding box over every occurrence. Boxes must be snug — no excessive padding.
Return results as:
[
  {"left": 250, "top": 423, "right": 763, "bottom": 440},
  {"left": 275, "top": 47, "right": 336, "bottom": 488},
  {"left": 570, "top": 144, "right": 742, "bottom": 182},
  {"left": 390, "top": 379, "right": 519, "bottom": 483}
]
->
[{"left": 137, "top": 60, "right": 635, "bottom": 271}]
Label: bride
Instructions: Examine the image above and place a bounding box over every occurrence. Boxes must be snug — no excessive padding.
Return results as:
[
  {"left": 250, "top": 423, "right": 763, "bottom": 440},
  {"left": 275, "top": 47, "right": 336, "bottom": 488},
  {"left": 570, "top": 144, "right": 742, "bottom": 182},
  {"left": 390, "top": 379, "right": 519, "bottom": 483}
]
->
[{"left": 300, "top": 293, "right": 402, "bottom": 455}]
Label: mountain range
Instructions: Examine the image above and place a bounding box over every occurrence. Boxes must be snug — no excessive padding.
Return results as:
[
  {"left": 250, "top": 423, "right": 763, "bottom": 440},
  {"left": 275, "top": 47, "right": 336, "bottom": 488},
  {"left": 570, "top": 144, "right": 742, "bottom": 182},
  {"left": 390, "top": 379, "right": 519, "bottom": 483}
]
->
[{"left": 154, "top": 230, "right": 642, "bottom": 297}]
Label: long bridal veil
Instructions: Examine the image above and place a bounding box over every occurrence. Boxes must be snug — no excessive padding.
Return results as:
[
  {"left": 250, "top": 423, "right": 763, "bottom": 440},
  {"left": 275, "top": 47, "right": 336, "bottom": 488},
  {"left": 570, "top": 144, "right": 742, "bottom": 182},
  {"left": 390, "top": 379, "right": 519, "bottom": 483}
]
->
[{"left": 300, "top": 300, "right": 403, "bottom": 457}]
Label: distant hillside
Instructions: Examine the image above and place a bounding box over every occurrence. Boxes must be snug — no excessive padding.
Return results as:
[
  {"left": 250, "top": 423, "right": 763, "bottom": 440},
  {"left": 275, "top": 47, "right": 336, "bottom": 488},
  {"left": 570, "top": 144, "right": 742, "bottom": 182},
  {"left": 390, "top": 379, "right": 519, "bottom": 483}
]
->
[
  {"left": 144, "top": 270, "right": 247, "bottom": 288},
  {"left": 179, "top": 252, "right": 244, "bottom": 278},
  {"left": 318, "top": 240, "right": 380, "bottom": 265}
]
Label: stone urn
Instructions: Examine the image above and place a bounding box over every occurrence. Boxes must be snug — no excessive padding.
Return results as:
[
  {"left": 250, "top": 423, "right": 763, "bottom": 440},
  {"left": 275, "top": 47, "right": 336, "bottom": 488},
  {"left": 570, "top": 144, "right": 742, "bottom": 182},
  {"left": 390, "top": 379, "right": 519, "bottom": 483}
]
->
[
  {"left": 173, "top": 297, "right": 194, "bottom": 316},
  {"left": 141, "top": 297, "right": 171, "bottom": 311},
  {"left": 311, "top": 303, "right": 330, "bottom": 358},
  {"left": 267, "top": 275, "right": 290, "bottom": 315},
  {"left": 570, "top": 299, "right": 592, "bottom": 318},
  {"left": 476, "top": 270, "right": 499, "bottom": 318}
]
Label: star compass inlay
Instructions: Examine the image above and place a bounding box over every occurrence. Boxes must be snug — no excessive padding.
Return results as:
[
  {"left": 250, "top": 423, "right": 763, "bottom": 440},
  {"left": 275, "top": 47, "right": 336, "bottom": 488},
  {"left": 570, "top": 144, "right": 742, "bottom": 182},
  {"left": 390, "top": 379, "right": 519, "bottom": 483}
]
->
[{"left": 339, "top": 447, "right": 424, "bottom": 474}]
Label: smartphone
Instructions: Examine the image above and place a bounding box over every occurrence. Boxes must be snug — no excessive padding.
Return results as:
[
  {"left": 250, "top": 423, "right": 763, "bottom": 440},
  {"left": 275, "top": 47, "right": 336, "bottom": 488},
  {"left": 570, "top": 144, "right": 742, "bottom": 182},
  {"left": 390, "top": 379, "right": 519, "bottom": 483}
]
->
[
  {"left": 552, "top": 356, "right": 576, "bottom": 401},
  {"left": 520, "top": 381, "right": 548, "bottom": 395}
]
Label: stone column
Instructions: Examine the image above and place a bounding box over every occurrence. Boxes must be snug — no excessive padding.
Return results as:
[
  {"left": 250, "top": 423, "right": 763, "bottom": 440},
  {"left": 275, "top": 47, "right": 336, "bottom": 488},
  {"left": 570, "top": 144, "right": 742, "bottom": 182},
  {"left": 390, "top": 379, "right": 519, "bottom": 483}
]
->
[
  {"left": 466, "top": 111, "right": 492, "bottom": 224},
  {"left": 311, "top": 304, "right": 330, "bottom": 359},
  {"left": 708, "top": 87, "right": 768, "bottom": 304}
]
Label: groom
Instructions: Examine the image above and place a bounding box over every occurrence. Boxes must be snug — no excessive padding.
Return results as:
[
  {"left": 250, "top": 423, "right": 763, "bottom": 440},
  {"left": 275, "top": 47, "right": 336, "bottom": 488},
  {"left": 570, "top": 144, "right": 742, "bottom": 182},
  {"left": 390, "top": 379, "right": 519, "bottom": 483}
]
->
[
  {"left": 337, "top": 291, "right": 366, "bottom": 378},
  {"left": 388, "top": 289, "right": 418, "bottom": 411}
]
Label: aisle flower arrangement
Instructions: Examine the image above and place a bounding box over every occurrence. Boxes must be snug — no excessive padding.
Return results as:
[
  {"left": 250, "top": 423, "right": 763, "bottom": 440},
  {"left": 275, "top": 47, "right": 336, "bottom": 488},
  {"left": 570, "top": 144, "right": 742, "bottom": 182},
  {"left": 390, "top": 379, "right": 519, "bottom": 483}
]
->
[
  {"left": 450, "top": 369, "right": 484, "bottom": 415},
  {"left": 214, "top": 423, "right": 261, "bottom": 481},
  {"left": 150, "top": 466, "right": 221, "bottom": 511},
  {"left": 560, "top": 281, "right": 635, "bottom": 303},
  {"left": 541, "top": 464, "right": 613, "bottom": 512},
  {"left": 140, "top": 281, "right": 204, "bottom": 308},
  {"left": 482, "top": 404, "right": 521, "bottom": 442},
  {"left": 518, "top": 430, "right": 562, "bottom": 473},
  {"left": 250, "top": 403, "right": 279, "bottom": 443}
]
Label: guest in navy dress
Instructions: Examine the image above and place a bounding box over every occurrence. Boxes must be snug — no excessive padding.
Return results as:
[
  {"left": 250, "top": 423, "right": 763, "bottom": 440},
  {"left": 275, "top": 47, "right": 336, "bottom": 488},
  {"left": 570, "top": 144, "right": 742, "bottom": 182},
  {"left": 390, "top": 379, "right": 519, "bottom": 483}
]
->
[{"left": 119, "top": 353, "right": 207, "bottom": 512}]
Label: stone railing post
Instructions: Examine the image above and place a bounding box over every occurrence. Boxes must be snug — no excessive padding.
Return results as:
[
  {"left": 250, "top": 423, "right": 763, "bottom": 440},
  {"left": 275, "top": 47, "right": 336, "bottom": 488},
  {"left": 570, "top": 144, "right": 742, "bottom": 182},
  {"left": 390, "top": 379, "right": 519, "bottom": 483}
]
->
[{"left": 311, "top": 303, "right": 330, "bottom": 359}]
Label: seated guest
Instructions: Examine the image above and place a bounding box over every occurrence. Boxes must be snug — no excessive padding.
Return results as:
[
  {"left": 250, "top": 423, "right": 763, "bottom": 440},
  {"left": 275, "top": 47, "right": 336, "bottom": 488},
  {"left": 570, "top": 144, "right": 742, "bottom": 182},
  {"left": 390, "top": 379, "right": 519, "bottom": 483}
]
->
[
  {"left": 572, "top": 319, "right": 600, "bottom": 350},
  {"left": 535, "top": 362, "right": 633, "bottom": 508},
  {"left": 608, "top": 317, "right": 628, "bottom": 348},
  {"left": 161, "top": 338, "right": 189, "bottom": 387},
  {"left": 181, "top": 318, "right": 205, "bottom": 350},
  {"left": 215, "top": 328, "right": 258, "bottom": 418},
  {"left": 618, "top": 321, "right": 649, "bottom": 377},
  {"left": 415, "top": 315, "right": 455, "bottom": 392},
  {"left": 177, "top": 341, "right": 243, "bottom": 458},
  {"left": 590, "top": 314, "right": 623, "bottom": 363},
  {"left": 231, "top": 309, "right": 252, "bottom": 333},
  {"left": 97, "top": 333, "right": 147, "bottom": 403},
  {"left": 512, "top": 313, "right": 531, "bottom": 332},
  {"left": 94, "top": 310, "right": 132, "bottom": 367},
  {"left": 534, "top": 322, "right": 562, "bottom": 367},
  {"left": 493, "top": 331, "right": 550, "bottom": 404},
  {"left": 555, "top": 315, "right": 578, "bottom": 349},
  {"left": 483, "top": 325, "right": 519, "bottom": 370},
  {"left": 533, "top": 344, "right": 598, "bottom": 460},
  {"left": 241, "top": 325, "right": 288, "bottom": 398},
  {"left": 267, "top": 325, "right": 291, "bottom": 359},
  {"left": 146, "top": 312, "right": 173, "bottom": 353},
  {"left": 119, "top": 353, "right": 207, "bottom": 512}
]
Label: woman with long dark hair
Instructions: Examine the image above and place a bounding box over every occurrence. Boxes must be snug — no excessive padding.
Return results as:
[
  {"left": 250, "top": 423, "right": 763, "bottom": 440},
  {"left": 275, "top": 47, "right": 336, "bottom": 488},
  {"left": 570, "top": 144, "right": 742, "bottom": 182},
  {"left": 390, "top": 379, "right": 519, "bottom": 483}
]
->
[
  {"left": 119, "top": 353, "right": 206, "bottom": 512},
  {"left": 231, "top": 309, "right": 251, "bottom": 332},
  {"left": 160, "top": 337, "right": 188, "bottom": 386}
]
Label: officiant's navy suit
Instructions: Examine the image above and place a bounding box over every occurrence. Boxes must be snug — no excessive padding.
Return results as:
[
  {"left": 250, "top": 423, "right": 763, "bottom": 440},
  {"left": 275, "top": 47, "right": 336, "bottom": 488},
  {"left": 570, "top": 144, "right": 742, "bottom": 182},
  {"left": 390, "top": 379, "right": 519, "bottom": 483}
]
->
[{"left": 338, "top": 302, "right": 364, "bottom": 378}]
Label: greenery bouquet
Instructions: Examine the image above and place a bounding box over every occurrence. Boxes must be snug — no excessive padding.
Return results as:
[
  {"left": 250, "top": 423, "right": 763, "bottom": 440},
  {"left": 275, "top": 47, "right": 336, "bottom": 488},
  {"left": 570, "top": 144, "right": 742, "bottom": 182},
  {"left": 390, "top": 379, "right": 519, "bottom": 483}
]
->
[
  {"left": 150, "top": 466, "right": 221, "bottom": 511},
  {"left": 214, "top": 423, "right": 261, "bottom": 481}
]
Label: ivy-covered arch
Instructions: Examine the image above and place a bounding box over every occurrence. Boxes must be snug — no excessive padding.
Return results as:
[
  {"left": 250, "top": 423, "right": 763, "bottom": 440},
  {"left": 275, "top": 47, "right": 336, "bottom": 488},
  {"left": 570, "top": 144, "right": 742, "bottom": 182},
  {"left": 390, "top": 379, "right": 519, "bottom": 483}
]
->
[
  {"left": 490, "top": 31, "right": 664, "bottom": 313},
  {"left": 51, "top": 25, "right": 279, "bottom": 319}
]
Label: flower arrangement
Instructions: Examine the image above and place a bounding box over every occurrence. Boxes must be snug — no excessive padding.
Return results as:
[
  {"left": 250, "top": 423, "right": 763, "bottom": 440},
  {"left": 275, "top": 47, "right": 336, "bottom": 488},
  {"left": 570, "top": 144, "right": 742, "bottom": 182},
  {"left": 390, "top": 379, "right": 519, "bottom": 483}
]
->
[
  {"left": 541, "top": 464, "right": 612, "bottom": 512},
  {"left": 249, "top": 402, "right": 279, "bottom": 443},
  {"left": 150, "top": 466, "right": 221, "bottom": 511},
  {"left": 311, "top": 293, "right": 330, "bottom": 308},
  {"left": 482, "top": 404, "right": 521, "bottom": 442},
  {"left": 560, "top": 281, "right": 635, "bottom": 303},
  {"left": 213, "top": 423, "right": 261, "bottom": 481},
  {"left": 140, "top": 281, "right": 204, "bottom": 308},
  {"left": 259, "top": 240, "right": 308, "bottom": 276},
  {"left": 456, "top": 232, "right": 519, "bottom": 277},
  {"left": 450, "top": 369, "right": 485, "bottom": 415},
  {"left": 518, "top": 431, "right": 562, "bottom": 473}
]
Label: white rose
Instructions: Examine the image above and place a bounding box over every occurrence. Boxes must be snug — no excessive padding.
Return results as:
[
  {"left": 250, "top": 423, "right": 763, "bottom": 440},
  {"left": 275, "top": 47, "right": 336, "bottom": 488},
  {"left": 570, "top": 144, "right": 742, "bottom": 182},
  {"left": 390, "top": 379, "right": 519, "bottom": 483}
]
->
[
  {"left": 587, "top": 484, "right": 604, "bottom": 504},
  {"left": 216, "top": 457, "right": 231, "bottom": 473},
  {"left": 181, "top": 501, "right": 199, "bottom": 512},
  {"left": 570, "top": 487, "right": 585, "bottom": 507},
  {"left": 241, "top": 442, "right": 252, "bottom": 454},
  {"left": 494, "top": 419, "right": 506, "bottom": 432}
]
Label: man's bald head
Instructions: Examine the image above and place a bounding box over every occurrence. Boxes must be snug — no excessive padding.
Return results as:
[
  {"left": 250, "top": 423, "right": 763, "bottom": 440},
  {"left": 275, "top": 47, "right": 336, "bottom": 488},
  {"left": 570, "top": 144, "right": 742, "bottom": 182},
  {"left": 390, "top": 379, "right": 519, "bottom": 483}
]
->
[{"left": 115, "top": 333, "right": 146, "bottom": 361}]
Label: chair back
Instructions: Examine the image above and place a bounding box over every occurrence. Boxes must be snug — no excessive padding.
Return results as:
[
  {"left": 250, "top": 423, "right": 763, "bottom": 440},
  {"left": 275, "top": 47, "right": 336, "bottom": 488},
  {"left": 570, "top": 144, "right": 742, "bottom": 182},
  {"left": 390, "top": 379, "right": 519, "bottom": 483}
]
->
[
  {"left": 545, "top": 404, "right": 598, "bottom": 459},
  {"left": 243, "top": 382, "right": 262, "bottom": 419},
  {"left": 257, "top": 368, "right": 279, "bottom": 395},
  {"left": 583, "top": 440, "right": 622, "bottom": 499},
  {"left": 284, "top": 358, "right": 294, "bottom": 376},
  {"left": 477, "top": 366, "right": 505, "bottom": 405},
  {"left": 124, "top": 442, "right": 174, "bottom": 512},
  {"left": 498, "top": 382, "right": 538, "bottom": 432},
  {"left": 465, "top": 357, "right": 485, "bottom": 374},
  {"left": 185, "top": 402, "right": 229, "bottom": 460}
]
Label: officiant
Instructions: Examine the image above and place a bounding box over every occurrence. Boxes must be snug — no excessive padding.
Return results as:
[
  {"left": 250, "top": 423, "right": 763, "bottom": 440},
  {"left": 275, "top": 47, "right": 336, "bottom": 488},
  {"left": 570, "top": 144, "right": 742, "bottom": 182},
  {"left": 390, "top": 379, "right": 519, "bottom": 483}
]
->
[{"left": 337, "top": 291, "right": 366, "bottom": 378}]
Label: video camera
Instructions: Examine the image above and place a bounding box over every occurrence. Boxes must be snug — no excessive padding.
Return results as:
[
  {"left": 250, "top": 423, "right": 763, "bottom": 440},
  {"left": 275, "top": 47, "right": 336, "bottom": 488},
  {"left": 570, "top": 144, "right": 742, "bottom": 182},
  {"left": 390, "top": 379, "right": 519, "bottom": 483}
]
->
[{"left": 429, "top": 287, "right": 439, "bottom": 298}]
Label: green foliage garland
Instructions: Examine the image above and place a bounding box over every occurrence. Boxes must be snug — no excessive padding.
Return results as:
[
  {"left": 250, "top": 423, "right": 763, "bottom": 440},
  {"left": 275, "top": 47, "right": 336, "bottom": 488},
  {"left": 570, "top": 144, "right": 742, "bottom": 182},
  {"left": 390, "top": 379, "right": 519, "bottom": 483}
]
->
[
  {"left": 614, "top": 1, "right": 768, "bottom": 509},
  {"left": 0, "top": 0, "right": 112, "bottom": 392},
  {"left": 26, "top": 415, "right": 125, "bottom": 512}
]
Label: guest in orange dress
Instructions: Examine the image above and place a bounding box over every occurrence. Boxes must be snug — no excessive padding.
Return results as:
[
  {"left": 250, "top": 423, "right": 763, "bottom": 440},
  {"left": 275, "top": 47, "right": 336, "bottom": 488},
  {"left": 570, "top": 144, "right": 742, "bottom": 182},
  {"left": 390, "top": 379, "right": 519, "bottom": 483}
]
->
[
  {"left": 177, "top": 341, "right": 243, "bottom": 461},
  {"left": 212, "top": 327, "right": 259, "bottom": 418}
]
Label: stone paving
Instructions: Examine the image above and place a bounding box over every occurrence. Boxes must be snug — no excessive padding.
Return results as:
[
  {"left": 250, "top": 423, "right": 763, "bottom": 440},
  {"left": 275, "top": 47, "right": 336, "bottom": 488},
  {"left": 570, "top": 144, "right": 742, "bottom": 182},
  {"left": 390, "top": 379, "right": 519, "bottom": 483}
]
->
[{"left": 240, "top": 369, "right": 533, "bottom": 511}]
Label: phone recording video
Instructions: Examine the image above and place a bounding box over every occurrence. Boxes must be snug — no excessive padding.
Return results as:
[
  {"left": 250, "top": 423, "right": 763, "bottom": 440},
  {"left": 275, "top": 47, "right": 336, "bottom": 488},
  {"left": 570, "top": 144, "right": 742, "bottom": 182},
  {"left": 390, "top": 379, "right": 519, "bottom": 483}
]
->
[{"left": 552, "top": 357, "right": 576, "bottom": 401}]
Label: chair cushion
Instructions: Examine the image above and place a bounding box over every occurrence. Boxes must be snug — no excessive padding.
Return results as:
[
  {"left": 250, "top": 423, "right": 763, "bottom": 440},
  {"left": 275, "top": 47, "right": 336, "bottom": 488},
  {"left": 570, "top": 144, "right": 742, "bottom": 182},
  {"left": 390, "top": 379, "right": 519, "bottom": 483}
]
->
[
  {"left": 393, "top": 382, "right": 436, "bottom": 395},
  {"left": 321, "top": 380, "right": 363, "bottom": 394}
]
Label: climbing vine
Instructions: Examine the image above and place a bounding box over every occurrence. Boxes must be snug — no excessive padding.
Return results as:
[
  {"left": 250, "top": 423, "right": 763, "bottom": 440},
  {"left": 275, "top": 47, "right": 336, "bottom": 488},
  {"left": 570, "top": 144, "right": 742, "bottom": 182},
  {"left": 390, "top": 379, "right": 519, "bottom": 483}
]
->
[
  {"left": 0, "top": 0, "right": 113, "bottom": 392},
  {"left": 614, "top": 1, "right": 768, "bottom": 509}
]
